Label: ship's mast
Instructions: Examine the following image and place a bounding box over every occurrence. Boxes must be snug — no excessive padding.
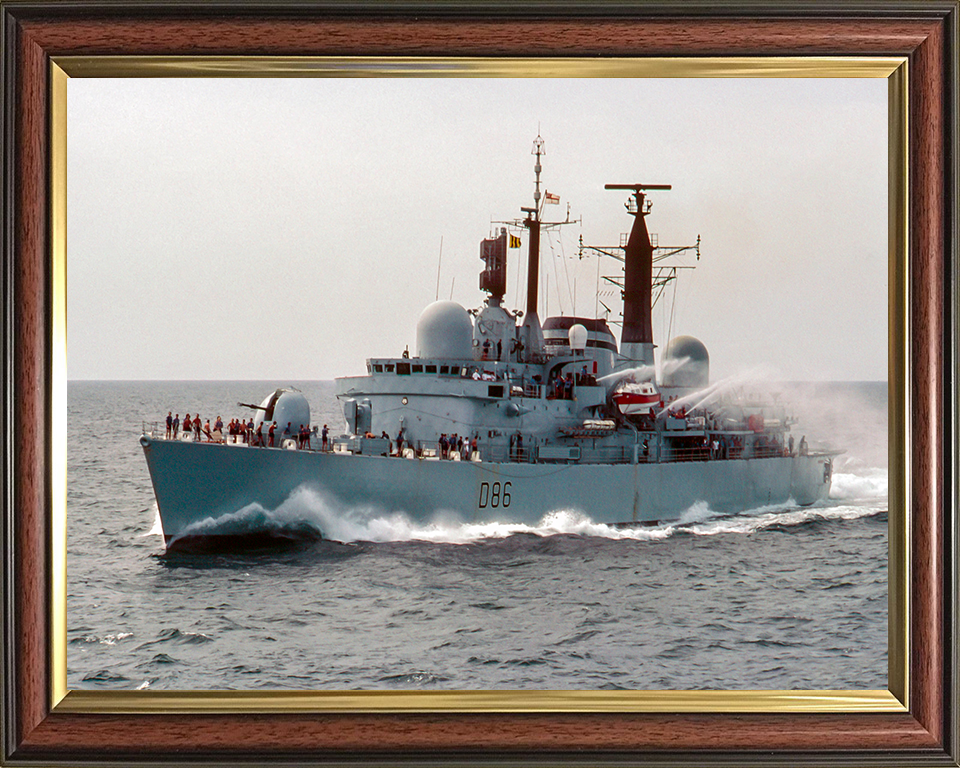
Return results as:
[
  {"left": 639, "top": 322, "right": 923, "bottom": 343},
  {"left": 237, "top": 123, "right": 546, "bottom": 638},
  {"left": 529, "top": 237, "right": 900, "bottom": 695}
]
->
[
  {"left": 524, "top": 134, "right": 544, "bottom": 317},
  {"left": 605, "top": 184, "right": 670, "bottom": 366},
  {"left": 581, "top": 184, "right": 697, "bottom": 372},
  {"left": 519, "top": 134, "right": 547, "bottom": 360},
  {"left": 485, "top": 134, "right": 581, "bottom": 363}
]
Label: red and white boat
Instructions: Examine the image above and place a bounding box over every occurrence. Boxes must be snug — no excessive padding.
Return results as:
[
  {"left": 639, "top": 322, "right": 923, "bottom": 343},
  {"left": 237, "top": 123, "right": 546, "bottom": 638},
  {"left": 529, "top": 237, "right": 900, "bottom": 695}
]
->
[{"left": 613, "top": 381, "right": 661, "bottom": 415}]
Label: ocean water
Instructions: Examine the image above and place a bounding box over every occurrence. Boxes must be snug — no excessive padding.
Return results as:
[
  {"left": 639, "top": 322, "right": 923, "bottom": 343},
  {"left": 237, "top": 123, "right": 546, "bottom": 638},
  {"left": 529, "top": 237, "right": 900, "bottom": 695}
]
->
[{"left": 67, "top": 380, "right": 888, "bottom": 691}]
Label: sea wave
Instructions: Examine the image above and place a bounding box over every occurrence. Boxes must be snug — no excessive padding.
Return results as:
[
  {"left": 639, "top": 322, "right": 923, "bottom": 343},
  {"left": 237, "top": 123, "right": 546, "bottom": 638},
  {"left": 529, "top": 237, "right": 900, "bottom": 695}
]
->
[{"left": 170, "top": 490, "right": 325, "bottom": 543}]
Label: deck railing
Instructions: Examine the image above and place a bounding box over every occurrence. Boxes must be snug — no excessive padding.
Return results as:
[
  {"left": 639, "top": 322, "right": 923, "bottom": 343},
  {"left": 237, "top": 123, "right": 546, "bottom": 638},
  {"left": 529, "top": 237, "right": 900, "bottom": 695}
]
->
[{"left": 140, "top": 423, "right": 792, "bottom": 464}]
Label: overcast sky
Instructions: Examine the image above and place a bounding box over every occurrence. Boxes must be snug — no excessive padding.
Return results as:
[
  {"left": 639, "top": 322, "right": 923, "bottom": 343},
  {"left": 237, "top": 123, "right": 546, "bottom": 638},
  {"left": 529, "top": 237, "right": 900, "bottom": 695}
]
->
[{"left": 67, "top": 77, "right": 887, "bottom": 381}]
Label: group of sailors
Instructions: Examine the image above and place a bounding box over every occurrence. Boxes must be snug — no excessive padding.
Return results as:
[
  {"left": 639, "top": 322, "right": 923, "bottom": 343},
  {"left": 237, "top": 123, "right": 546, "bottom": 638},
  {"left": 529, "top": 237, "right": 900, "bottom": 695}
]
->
[
  {"left": 164, "top": 411, "right": 331, "bottom": 451},
  {"left": 164, "top": 412, "right": 231, "bottom": 443},
  {"left": 359, "top": 430, "right": 481, "bottom": 460},
  {"left": 437, "top": 432, "right": 478, "bottom": 460},
  {"left": 545, "top": 367, "right": 598, "bottom": 401},
  {"left": 548, "top": 372, "right": 575, "bottom": 400},
  {"left": 706, "top": 433, "right": 742, "bottom": 460},
  {"left": 658, "top": 428, "right": 811, "bottom": 462},
  {"left": 697, "top": 432, "right": 808, "bottom": 461},
  {"left": 480, "top": 338, "right": 503, "bottom": 361}
]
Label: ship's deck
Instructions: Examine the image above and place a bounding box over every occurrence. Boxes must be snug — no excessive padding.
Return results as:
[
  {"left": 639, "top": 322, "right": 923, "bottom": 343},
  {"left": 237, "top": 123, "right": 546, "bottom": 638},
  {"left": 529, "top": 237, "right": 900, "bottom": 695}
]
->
[{"left": 140, "top": 422, "right": 837, "bottom": 467}]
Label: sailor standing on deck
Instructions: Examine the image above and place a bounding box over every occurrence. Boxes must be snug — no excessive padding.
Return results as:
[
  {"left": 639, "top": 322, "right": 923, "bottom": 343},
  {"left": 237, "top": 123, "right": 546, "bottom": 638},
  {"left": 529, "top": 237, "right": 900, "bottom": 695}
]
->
[
  {"left": 322, "top": 424, "right": 329, "bottom": 451},
  {"left": 165, "top": 412, "right": 172, "bottom": 439},
  {"left": 172, "top": 414, "right": 179, "bottom": 439},
  {"left": 269, "top": 422, "right": 277, "bottom": 447}
]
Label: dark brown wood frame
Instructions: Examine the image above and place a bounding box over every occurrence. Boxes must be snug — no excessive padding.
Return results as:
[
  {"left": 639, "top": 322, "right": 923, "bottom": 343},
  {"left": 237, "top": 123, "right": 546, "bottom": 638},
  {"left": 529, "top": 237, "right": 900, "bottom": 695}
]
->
[{"left": 2, "top": 2, "right": 957, "bottom": 765}]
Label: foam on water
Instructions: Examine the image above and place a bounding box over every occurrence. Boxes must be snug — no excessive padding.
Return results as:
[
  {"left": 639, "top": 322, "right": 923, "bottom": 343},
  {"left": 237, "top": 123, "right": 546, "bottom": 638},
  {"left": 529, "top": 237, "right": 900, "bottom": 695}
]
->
[
  {"left": 166, "top": 482, "right": 884, "bottom": 547},
  {"left": 684, "top": 502, "right": 883, "bottom": 537},
  {"left": 829, "top": 470, "right": 888, "bottom": 500}
]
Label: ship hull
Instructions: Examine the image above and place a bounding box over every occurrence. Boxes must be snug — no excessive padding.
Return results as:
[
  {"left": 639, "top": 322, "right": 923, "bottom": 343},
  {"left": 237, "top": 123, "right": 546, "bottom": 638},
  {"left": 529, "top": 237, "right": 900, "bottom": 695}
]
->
[{"left": 140, "top": 436, "right": 833, "bottom": 547}]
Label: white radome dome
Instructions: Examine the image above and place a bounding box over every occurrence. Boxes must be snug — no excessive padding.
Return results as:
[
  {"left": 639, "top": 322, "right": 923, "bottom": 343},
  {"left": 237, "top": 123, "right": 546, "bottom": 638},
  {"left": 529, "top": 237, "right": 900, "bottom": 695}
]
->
[
  {"left": 416, "top": 301, "right": 474, "bottom": 359},
  {"left": 568, "top": 323, "right": 588, "bottom": 352}
]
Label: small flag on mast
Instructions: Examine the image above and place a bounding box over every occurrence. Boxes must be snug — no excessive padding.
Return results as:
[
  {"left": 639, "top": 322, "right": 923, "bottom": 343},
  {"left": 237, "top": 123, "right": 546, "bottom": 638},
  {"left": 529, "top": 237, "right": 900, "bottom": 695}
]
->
[
  {"left": 544, "top": 191, "right": 560, "bottom": 204},
  {"left": 508, "top": 234, "right": 522, "bottom": 248}
]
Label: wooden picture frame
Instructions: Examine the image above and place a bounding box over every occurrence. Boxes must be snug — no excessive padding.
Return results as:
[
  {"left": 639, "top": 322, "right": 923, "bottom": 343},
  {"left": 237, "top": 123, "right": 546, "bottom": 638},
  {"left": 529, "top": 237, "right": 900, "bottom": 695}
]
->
[{"left": 2, "top": 2, "right": 957, "bottom": 764}]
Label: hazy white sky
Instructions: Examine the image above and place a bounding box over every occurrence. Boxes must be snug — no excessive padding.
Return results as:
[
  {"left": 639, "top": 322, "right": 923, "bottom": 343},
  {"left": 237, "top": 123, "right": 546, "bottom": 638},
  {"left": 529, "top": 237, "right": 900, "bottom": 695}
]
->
[{"left": 67, "top": 77, "right": 887, "bottom": 381}]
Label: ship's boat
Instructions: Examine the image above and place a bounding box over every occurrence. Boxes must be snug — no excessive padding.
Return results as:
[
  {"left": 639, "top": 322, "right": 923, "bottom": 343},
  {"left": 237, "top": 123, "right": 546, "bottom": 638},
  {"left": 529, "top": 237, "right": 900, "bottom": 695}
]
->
[
  {"left": 612, "top": 382, "right": 661, "bottom": 415},
  {"left": 140, "top": 136, "right": 838, "bottom": 549}
]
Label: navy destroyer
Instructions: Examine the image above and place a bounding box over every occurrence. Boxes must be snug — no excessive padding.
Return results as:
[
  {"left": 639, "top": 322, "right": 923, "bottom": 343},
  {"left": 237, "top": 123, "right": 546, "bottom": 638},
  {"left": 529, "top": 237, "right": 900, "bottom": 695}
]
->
[{"left": 140, "top": 136, "right": 837, "bottom": 548}]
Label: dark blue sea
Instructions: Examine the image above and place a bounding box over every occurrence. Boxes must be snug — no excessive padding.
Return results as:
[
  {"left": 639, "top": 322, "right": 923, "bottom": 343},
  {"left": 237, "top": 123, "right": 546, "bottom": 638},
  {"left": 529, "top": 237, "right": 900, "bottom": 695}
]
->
[{"left": 67, "top": 380, "right": 888, "bottom": 691}]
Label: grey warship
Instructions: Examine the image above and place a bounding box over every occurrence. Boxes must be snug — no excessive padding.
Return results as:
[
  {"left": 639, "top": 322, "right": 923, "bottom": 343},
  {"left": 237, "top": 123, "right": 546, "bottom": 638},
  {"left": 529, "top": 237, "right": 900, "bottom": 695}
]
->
[{"left": 140, "top": 136, "right": 836, "bottom": 548}]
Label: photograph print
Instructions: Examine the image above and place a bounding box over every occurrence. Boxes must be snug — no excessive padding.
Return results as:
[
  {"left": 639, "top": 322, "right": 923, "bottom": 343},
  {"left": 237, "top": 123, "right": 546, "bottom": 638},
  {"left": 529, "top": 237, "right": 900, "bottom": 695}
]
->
[{"left": 66, "top": 75, "right": 889, "bottom": 692}]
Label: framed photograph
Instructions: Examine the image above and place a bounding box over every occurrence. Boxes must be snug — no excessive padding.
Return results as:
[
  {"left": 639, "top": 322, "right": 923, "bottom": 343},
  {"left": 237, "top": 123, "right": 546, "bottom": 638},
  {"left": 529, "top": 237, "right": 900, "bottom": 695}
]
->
[{"left": 2, "top": 3, "right": 957, "bottom": 765}]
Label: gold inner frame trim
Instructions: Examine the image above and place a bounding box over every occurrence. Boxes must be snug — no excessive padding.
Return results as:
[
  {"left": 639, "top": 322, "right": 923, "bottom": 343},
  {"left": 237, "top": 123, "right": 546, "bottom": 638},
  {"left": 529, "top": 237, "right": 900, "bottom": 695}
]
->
[
  {"left": 51, "top": 62, "right": 69, "bottom": 708},
  {"left": 57, "top": 688, "right": 903, "bottom": 715},
  {"left": 54, "top": 55, "right": 904, "bottom": 78},
  {"left": 50, "top": 56, "right": 909, "bottom": 715},
  {"left": 886, "top": 62, "right": 909, "bottom": 710}
]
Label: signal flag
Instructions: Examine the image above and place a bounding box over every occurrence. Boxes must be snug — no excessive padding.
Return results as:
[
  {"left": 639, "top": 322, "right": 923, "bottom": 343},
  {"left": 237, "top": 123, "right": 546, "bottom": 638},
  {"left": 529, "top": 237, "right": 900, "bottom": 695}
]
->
[
  {"left": 508, "top": 234, "right": 522, "bottom": 248},
  {"left": 544, "top": 191, "right": 560, "bottom": 204}
]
